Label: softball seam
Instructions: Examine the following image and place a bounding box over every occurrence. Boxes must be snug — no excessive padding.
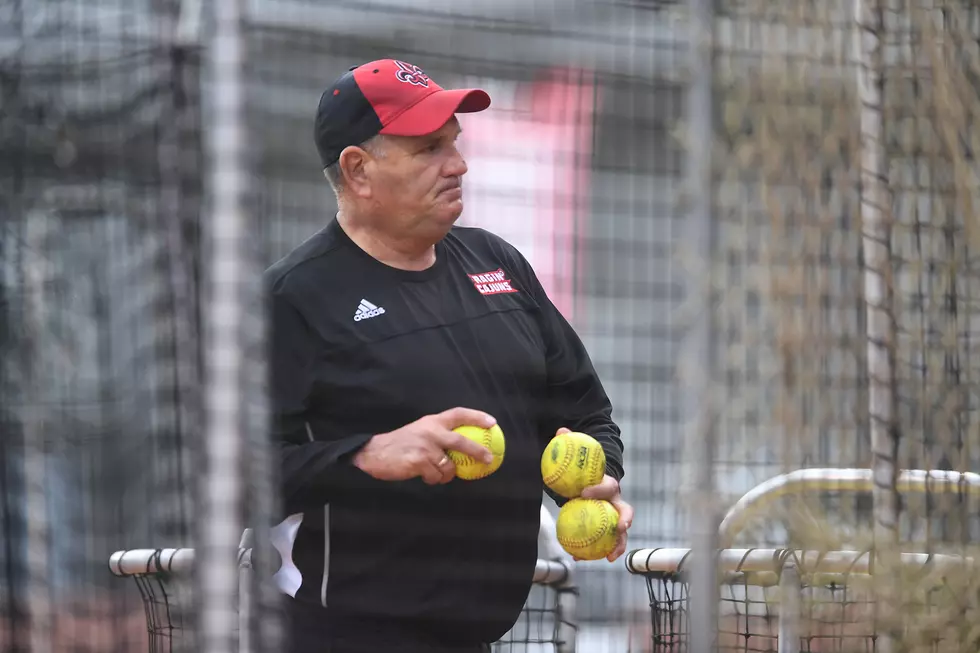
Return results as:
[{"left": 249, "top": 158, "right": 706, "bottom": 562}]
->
[
  {"left": 558, "top": 501, "right": 615, "bottom": 548},
  {"left": 587, "top": 449, "right": 604, "bottom": 482},
  {"left": 449, "top": 430, "right": 498, "bottom": 478},
  {"left": 542, "top": 442, "right": 575, "bottom": 486}
]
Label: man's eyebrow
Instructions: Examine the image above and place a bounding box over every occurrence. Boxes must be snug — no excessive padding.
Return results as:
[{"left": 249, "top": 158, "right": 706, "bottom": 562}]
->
[
  {"left": 431, "top": 128, "right": 461, "bottom": 142},
  {"left": 418, "top": 125, "right": 461, "bottom": 146}
]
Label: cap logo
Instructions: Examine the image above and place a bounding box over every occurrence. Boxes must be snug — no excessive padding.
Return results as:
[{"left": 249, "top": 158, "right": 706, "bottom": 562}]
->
[{"left": 394, "top": 60, "right": 430, "bottom": 87}]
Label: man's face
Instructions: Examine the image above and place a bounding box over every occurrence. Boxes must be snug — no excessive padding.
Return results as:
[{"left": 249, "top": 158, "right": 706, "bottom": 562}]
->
[{"left": 367, "top": 117, "right": 468, "bottom": 238}]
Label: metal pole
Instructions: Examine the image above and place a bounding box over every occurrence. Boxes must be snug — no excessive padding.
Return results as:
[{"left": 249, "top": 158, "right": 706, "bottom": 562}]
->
[
  {"left": 539, "top": 506, "right": 577, "bottom": 653},
  {"left": 238, "top": 529, "right": 254, "bottom": 653},
  {"left": 201, "top": 0, "right": 247, "bottom": 652},
  {"left": 854, "top": 0, "right": 899, "bottom": 650},
  {"left": 777, "top": 561, "right": 801, "bottom": 653},
  {"left": 686, "top": 0, "right": 717, "bottom": 649},
  {"left": 23, "top": 212, "right": 52, "bottom": 653}
]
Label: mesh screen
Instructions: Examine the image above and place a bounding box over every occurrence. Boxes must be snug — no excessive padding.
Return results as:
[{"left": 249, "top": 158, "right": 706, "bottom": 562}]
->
[
  {"left": 704, "top": 0, "right": 980, "bottom": 552},
  {"left": 645, "top": 568, "right": 980, "bottom": 652},
  {"left": 492, "top": 582, "right": 575, "bottom": 653},
  {"left": 244, "top": 0, "right": 686, "bottom": 637},
  {"left": 4, "top": 0, "right": 980, "bottom": 651},
  {"left": 681, "top": 0, "right": 980, "bottom": 648},
  {"left": 1, "top": 1, "right": 201, "bottom": 651},
  {"left": 114, "top": 568, "right": 573, "bottom": 653},
  {"left": 706, "top": 0, "right": 980, "bottom": 546}
]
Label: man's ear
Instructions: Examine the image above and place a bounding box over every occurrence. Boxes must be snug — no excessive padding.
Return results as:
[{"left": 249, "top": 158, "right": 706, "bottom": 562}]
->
[{"left": 338, "top": 146, "right": 374, "bottom": 199}]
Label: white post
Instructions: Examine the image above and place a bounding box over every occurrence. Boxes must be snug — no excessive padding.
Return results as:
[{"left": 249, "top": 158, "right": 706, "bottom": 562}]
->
[
  {"left": 777, "top": 561, "right": 801, "bottom": 653},
  {"left": 201, "top": 0, "right": 248, "bottom": 652},
  {"left": 539, "top": 506, "right": 577, "bottom": 653},
  {"left": 855, "top": 0, "right": 899, "bottom": 651},
  {"left": 686, "top": 0, "right": 718, "bottom": 650},
  {"left": 23, "top": 212, "right": 52, "bottom": 653},
  {"left": 176, "top": 0, "right": 204, "bottom": 46},
  {"left": 239, "top": 563, "right": 252, "bottom": 653},
  {"left": 238, "top": 529, "right": 254, "bottom": 653}
]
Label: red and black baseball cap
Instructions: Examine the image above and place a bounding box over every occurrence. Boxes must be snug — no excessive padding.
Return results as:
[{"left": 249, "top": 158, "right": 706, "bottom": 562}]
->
[{"left": 314, "top": 59, "right": 492, "bottom": 168}]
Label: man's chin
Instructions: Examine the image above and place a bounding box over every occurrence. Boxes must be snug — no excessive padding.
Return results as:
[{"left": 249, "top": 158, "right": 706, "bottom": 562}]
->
[
  {"left": 417, "top": 209, "right": 462, "bottom": 245},
  {"left": 435, "top": 202, "right": 464, "bottom": 226}
]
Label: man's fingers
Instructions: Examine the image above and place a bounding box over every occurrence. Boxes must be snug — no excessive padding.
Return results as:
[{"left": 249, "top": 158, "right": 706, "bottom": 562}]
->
[
  {"left": 438, "top": 406, "right": 497, "bottom": 430},
  {"left": 606, "top": 531, "right": 628, "bottom": 563},
  {"left": 432, "top": 452, "right": 457, "bottom": 484},
  {"left": 419, "top": 460, "right": 445, "bottom": 485},
  {"left": 612, "top": 498, "right": 635, "bottom": 532},
  {"left": 577, "top": 474, "right": 632, "bottom": 562},
  {"left": 580, "top": 475, "right": 620, "bottom": 500},
  {"left": 435, "top": 430, "right": 494, "bottom": 465},
  {"left": 555, "top": 427, "right": 572, "bottom": 436}
]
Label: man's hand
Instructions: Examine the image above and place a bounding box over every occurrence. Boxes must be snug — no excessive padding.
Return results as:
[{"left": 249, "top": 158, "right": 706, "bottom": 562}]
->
[
  {"left": 580, "top": 475, "right": 633, "bottom": 562},
  {"left": 353, "top": 408, "right": 496, "bottom": 485},
  {"left": 553, "top": 427, "right": 634, "bottom": 563}
]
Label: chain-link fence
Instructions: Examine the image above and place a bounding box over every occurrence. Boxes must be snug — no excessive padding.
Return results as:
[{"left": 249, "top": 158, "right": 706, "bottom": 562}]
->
[
  {"left": 628, "top": 1, "right": 980, "bottom": 649},
  {"left": 3, "top": 0, "right": 980, "bottom": 651}
]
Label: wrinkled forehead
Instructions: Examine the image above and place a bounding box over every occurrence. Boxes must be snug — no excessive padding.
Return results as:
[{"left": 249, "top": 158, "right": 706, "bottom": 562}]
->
[
  {"left": 410, "top": 115, "right": 463, "bottom": 140},
  {"left": 383, "top": 116, "right": 462, "bottom": 153}
]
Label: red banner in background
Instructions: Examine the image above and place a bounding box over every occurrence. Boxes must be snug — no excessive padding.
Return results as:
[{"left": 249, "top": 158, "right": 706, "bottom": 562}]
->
[{"left": 458, "top": 68, "right": 597, "bottom": 322}]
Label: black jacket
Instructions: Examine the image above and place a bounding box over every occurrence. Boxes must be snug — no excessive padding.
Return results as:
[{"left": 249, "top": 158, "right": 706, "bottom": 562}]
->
[{"left": 266, "top": 218, "right": 624, "bottom": 652}]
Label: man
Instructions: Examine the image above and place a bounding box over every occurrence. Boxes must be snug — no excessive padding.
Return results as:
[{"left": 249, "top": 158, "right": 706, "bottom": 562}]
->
[{"left": 265, "top": 58, "right": 633, "bottom": 653}]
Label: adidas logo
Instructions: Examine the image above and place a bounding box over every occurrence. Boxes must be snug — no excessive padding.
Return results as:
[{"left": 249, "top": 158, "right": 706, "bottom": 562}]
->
[{"left": 353, "top": 299, "right": 386, "bottom": 322}]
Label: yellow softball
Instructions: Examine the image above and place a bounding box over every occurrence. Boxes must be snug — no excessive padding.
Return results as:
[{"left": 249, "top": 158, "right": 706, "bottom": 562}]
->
[
  {"left": 541, "top": 431, "right": 606, "bottom": 498},
  {"left": 448, "top": 424, "right": 505, "bottom": 480},
  {"left": 556, "top": 498, "right": 620, "bottom": 561}
]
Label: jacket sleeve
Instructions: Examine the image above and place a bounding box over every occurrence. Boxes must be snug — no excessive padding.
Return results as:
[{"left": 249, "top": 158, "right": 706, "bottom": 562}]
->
[
  {"left": 270, "top": 286, "right": 374, "bottom": 516},
  {"left": 508, "top": 249, "right": 626, "bottom": 491}
]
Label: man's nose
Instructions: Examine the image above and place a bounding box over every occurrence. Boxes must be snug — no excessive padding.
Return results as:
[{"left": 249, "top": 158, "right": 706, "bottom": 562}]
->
[{"left": 445, "top": 148, "right": 468, "bottom": 177}]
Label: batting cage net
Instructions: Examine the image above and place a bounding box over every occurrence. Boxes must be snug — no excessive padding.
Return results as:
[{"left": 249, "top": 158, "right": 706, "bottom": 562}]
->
[
  {"left": 647, "top": 0, "right": 980, "bottom": 650},
  {"left": 3, "top": 0, "right": 980, "bottom": 652},
  {"left": 629, "top": 469, "right": 980, "bottom": 650},
  {"left": 106, "top": 511, "right": 577, "bottom": 653}
]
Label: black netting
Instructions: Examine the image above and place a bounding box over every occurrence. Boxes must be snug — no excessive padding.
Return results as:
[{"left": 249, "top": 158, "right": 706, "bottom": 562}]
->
[
  {"left": 1, "top": 1, "right": 201, "bottom": 650},
  {"left": 6, "top": 0, "right": 980, "bottom": 651},
  {"left": 642, "top": 570, "right": 976, "bottom": 652}
]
